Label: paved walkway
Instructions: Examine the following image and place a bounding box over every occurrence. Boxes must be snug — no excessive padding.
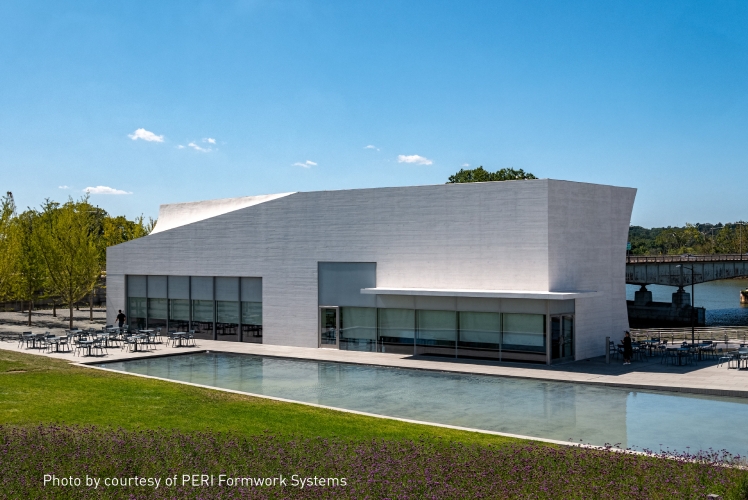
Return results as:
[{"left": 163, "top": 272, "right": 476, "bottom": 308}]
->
[{"left": 2, "top": 334, "right": 747, "bottom": 398}]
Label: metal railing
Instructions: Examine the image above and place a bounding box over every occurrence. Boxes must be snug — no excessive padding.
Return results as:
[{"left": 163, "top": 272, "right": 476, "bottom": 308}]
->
[
  {"left": 629, "top": 326, "right": 748, "bottom": 346},
  {"left": 626, "top": 254, "right": 748, "bottom": 264}
]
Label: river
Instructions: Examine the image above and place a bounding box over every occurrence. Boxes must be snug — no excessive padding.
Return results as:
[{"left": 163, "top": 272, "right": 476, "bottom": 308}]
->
[{"left": 626, "top": 279, "right": 748, "bottom": 326}]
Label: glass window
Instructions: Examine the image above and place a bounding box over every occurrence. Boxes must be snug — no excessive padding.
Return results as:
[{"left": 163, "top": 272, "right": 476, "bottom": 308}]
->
[
  {"left": 169, "top": 299, "right": 190, "bottom": 332},
  {"left": 502, "top": 313, "right": 545, "bottom": 352},
  {"left": 340, "top": 307, "right": 376, "bottom": 352},
  {"left": 241, "top": 301, "right": 262, "bottom": 344},
  {"left": 416, "top": 309, "right": 456, "bottom": 356},
  {"left": 191, "top": 300, "right": 214, "bottom": 340},
  {"left": 147, "top": 298, "right": 167, "bottom": 329},
  {"left": 378, "top": 308, "right": 414, "bottom": 354},
  {"left": 127, "top": 297, "right": 146, "bottom": 331},
  {"left": 241, "top": 301, "right": 262, "bottom": 325},
  {"left": 417, "top": 310, "right": 456, "bottom": 345},
  {"left": 459, "top": 311, "right": 501, "bottom": 349},
  {"left": 216, "top": 301, "right": 240, "bottom": 342}
]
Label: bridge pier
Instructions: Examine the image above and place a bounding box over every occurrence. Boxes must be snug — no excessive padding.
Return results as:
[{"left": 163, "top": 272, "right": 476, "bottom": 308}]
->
[
  {"left": 627, "top": 284, "right": 705, "bottom": 328},
  {"left": 672, "top": 287, "right": 691, "bottom": 308},
  {"left": 634, "top": 285, "right": 652, "bottom": 306},
  {"left": 741, "top": 290, "right": 748, "bottom": 304}
]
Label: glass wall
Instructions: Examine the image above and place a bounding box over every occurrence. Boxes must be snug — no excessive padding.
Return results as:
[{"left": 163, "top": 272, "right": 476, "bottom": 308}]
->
[
  {"left": 340, "top": 307, "right": 376, "bottom": 352},
  {"left": 126, "top": 275, "right": 262, "bottom": 342},
  {"left": 378, "top": 308, "right": 415, "bottom": 355},
  {"left": 169, "top": 299, "right": 190, "bottom": 332},
  {"left": 457, "top": 311, "right": 502, "bottom": 359},
  {"left": 502, "top": 313, "right": 546, "bottom": 353},
  {"left": 147, "top": 298, "right": 168, "bottom": 330},
  {"left": 128, "top": 297, "right": 146, "bottom": 331},
  {"left": 241, "top": 301, "right": 262, "bottom": 343},
  {"left": 216, "top": 301, "right": 240, "bottom": 342},
  {"left": 416, "top": 310, "right": 457, "bottom": 356},
  {"left": 191, "top": 300, "right": 214, "bottom": 340}
]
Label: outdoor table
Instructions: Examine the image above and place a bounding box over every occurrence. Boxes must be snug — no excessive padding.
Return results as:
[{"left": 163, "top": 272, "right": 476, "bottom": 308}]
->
[
  {"left": 172, "top": 332, "right": 189, "bottom": 347},
  {"left": 128, "top": 335, "right": 148, "bottom": 352},
  {"left": 77, "top": 339, "right": 95, "bottom": 356},
  {"left": 46, "top": 336, "right": 62, "bottom": 352},
  {"left": 29, "top": 334, "right": 46, "bottom": 349},
  {"left": 667, "top": 347, "right": 691, "bottom": 366},
  {"left": 96, "top": 333, "right": 115, "bottom": 348},
  {"left": 640, "top": 340, "right": 659, "bottom": 356}
]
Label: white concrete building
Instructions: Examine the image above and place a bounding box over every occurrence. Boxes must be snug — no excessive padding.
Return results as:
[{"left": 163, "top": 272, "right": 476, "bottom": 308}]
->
[{"left": 106, "top": 179, "right": 636, "bottom": 364}]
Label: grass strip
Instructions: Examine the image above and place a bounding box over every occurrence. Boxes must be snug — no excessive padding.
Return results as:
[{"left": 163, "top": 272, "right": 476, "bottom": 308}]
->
[{"left": 2, "top": 425, "right": 747, "bottom": 499}]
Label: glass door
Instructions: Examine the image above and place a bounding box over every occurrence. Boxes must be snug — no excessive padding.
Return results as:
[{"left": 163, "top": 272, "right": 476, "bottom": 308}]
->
[
  {"left": 319, "top": 307, "right": 339, "bottom": 348},
  {"left": 551, "top": 315, "right": 574, "bottom": 361}
]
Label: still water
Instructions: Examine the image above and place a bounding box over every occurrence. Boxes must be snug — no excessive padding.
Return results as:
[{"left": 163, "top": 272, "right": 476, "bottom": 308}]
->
[
  {"left": 97, "top": 353, "right": 748, "bottom": 456},
  {"left": 626, "top": 279, "right": 748, "bottom": 326}
]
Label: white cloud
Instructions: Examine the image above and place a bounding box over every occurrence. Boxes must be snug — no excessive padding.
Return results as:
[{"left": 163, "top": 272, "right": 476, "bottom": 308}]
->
[
  {"left": 58, "top": 185, "right": 69, "bottom": 189},
  {"left": 364, "top": 145, "right": 380, "bottom": 151},
  {"left": 84, "top": 186, "right": 132, "bottom": 195},
  {"left": 397, "top": 154, "right": 433, "bottom": 165},
  {"left": 188, "top": 142, "right": 211, "bottom": 153},
  {"left": 128, "top": 128, "right": 164, "bottom": 142},
  {"left": 203, "top": 138, "right": 217, "bottom": 144},
  {"left": 177, "top": 145, "right": 185, "bottom": 149},
  {"left": 462, "top": 163, "right": 470, "bottom": 167},
  {"left": 293, "top": 160, "right": 317, "bottom": 168}
]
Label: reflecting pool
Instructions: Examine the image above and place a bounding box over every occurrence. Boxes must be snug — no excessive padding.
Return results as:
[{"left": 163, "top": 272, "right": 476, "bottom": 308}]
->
[{"left": 95, "top": 353, "right": 748, "bottom": 455}]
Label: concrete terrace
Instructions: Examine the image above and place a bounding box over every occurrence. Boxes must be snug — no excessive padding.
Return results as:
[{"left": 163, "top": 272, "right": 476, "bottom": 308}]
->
[{"left": 2, "top": 331, "right": 747, "bottom": 399}]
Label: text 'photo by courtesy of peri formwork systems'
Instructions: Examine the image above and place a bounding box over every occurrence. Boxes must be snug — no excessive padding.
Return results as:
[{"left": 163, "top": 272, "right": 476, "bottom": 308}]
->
[{"left": 43, "top": 473, "right": 348, "bottom": 490}]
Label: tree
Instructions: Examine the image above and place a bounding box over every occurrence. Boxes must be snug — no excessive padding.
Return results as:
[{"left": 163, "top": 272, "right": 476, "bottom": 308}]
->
[
  {"left": 35, "top": 197, "right": 102, "bottom": 329},
  {"left": 447, "top": 166, "right": 537, "bottom": 184},
  {"left": 0, "top": 192, "right": 16, "bottom": 302},
  {"left": 10, "top": 210, "right": 48, "bottom": 326}
]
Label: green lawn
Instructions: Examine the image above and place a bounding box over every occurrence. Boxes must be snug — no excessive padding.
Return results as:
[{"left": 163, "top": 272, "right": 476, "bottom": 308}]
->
[
  {"left": 0, "top": 348, "right": 515, "bottom": 445},
  {"left": 3, "top": 349, "right": 747, "bottom": 499}
]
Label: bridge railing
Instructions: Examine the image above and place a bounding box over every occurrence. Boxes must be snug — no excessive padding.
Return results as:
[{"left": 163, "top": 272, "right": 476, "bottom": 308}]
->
[
  {"left": 629, "top": 326, "right": 748, "bottom": 345},
  {"left": 626, "top": 254, "right": 747, "bottom": 264}
]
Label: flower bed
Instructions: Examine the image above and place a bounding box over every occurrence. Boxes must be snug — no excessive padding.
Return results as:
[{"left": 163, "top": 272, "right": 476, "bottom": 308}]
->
[{"left": 2, "top": 425, "right": 747, "bottom": 499}]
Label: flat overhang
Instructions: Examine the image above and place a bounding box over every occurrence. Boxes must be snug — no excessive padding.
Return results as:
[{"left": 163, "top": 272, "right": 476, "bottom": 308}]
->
[{"left": 360, "top": 287, "right": 599, "bottom": 300}]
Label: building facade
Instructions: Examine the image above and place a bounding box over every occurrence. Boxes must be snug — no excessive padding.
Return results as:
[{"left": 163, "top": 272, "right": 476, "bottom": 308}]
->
[{"left": 106, "top": 179, "right": 636, "bottom": 364}]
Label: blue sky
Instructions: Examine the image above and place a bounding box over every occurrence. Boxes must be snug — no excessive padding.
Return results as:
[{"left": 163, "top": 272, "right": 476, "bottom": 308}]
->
[{"left": 1, "top": 1, "right": 746, "bottom": 227}]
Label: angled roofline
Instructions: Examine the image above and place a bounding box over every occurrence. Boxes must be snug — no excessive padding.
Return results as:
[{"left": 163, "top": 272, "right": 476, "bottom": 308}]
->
[{"left": 151, "top": 192, "right": 295, "bottom": 234}]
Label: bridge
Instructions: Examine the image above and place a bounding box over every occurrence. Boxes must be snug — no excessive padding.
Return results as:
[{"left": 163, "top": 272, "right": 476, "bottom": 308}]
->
[{"left": 626, "top": 254, "right": 748, "bottom": 286}]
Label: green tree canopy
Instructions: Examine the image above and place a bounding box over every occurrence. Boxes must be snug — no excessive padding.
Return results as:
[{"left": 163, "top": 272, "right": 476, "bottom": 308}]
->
[
  {"left": 447, "top": 166, "right": 537, "bottom": 184},
  {"left": 0, "top": 192, "right": 17, "bottom": 302}
]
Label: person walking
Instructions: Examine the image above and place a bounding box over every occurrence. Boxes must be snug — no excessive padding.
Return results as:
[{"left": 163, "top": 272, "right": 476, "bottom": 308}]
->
[
  {"left": 116, "top": 310, "right": 126, "bottom": 329},
  {"left": 622, "top": 331, "right": 633, "bottom": 365}
]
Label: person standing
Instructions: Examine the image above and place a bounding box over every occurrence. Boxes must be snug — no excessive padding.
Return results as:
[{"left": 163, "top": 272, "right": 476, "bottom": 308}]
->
[
  {"left": 116, "top": 309, "right": 126, "bottom": 329},
  {"left": 622, "top": 331, "right": 633, "bottom": 365}
]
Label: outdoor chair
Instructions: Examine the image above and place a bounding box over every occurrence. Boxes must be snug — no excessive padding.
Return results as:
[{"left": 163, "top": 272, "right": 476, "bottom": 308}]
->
[
  {"left": 718, "top": 352, "right": 734, "bottom": 368},
  {"left": 165, "top": 330, "right": 176, "bottom": 347},
  {"left": 73, "top": 339, "right": 88, "bottom": 357},
  {"left": 739, "top": 349, "right": 748, "bottom": 370},
  {"left": 186, "top": 330, "right": 197, "bottom": 347},
  {"left": 608, "top": 341, "right": 618, "bottom": 360},
  {"left": 91, "top": 339, "right": 105, "bottom": 357},
  {"left": 57, "top": 335, "right": 71, "bottom": 353},
  {"left": 18, "top": 332, "right": 33, "bottom": 348},
  {"left": 121, "top": 335, "right": 138, "bottom": 352}
]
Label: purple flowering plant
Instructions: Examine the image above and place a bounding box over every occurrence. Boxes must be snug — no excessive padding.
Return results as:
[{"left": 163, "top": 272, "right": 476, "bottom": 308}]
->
[{"left": 2, "top": 425, "right": 747, "bottom": 499}]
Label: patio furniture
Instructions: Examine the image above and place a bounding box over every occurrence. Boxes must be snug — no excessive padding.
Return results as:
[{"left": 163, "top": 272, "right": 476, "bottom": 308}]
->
[
  {"left": 739, "top": 348, "right": 748, "bottom": 370},
  {"left": 165, "top": 330, "right": 177, "bottom": 347},
  {"left": 608, "top": 341, "right": 618, "bottom": 360},
  {"left": 19, "top": 332, "right": 34, "bottom": 349},
  {"left": 121, "top": 335, "right": 139, "bottom": 352}
]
